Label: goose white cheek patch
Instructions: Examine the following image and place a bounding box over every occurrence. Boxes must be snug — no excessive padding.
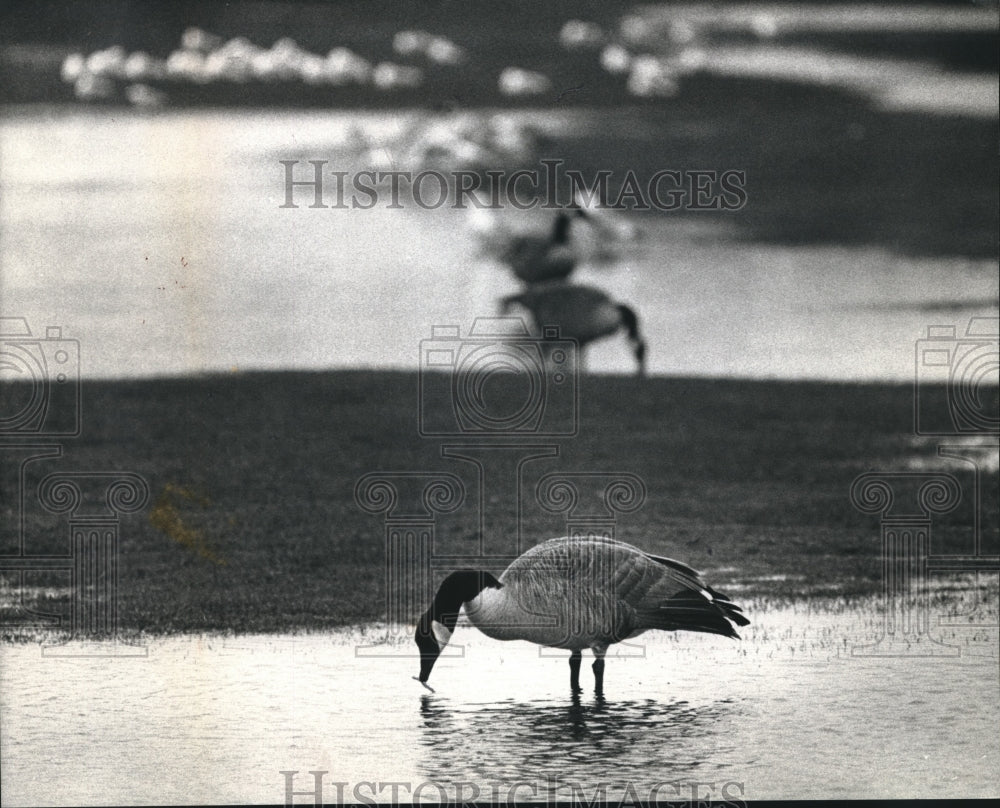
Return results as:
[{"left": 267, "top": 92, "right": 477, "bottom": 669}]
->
[{"left": 431, "top": 620, "right": 452, "bottom": 649}]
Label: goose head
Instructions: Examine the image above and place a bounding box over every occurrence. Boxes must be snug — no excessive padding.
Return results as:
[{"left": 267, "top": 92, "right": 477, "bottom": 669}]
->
[
  {"left": 415, "top": 570, "right": 503, "bottom": 686},
  {"left": 551, "top": 205, "right": 590, "bottom": 245}
]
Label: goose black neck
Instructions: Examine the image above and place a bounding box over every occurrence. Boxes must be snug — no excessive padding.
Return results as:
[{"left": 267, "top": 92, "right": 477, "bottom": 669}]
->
[
  {"left": 427, "top": 569, "right": 502, "bottom": 631},
  {"left": 552, "top": 211, "right": 572, "bottom": 244},
  {"left": 617, "top": 304, "right": 641, "bottom": 342},
  {"left": 617, "top": 304, "right": 647, "bottom": 375},
  {"left": 428, "top": 586, "right": 466, "bottom": 632}
]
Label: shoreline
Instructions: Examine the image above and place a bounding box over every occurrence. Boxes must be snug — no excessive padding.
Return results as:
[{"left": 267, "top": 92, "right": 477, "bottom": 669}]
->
[
  {"left": 3, "top": 578, "right": 997, "bottom": 642},
  {"left": 72, "top": 367, "right": 922, "bottom": 386}
]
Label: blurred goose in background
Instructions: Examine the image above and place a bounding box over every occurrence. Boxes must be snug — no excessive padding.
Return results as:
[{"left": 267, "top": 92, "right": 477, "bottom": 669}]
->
[
  {"left": 402, "top": 116, "right": 492, "bottom": 172},
  {"left": 181, "top": 26, "right": 223, "bottom": 54},
  {"left": 414, "top": 536, "right": 749, "bottom": 694},
  {"left": 393, "top": 30, "right": 467, "bottom": 66},
  {"left": 324, "top": 47, "right": 373, "bottom": 85},
  {"left": 501, "top": 282, "right": 647, "bottom": 375},
  {"left": 596, "top": 12, "right": 706, "bottom": 98},
  {"left": 85, "top": 45, "right": 128, "bottom": 79},
  {"left": 123, "top": 51, "right": 168, "bottom": 82},
  {"left": 484, "top": 113, "right": 551, "bottom": 166},
  {"left": 559, "top": 19, "right": 607, "bottom": 51},
  {"left": 600, "top": 42, "right": 633, "bottom": 75},
  {"left": 498, "top": 67, "right": 553, "bottom": 97},
  {"left": 470, "top": 196, "right": 642, "bottom": 281},
  {"left": 496, "top": 207, "right": 591, "bottom": 284},
  {"left": 373, "top": 62, "right": 425, "bottom": 90}
]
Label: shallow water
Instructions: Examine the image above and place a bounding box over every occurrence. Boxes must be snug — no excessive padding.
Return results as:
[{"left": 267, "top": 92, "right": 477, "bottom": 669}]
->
[
  {"left": 1, "top": 108, "right": 996, "bottom": 381},
  {"left": 2, "top": 596, "right": 997, "bottom": 804}
]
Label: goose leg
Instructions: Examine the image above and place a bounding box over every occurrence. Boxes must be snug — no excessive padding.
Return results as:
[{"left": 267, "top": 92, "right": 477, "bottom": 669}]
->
[
  {"left": 592, "top": 646, "right": 607, "bottom": 695},
  {"left": 569, "top": 650, "right": 582, "bottom": 693}
]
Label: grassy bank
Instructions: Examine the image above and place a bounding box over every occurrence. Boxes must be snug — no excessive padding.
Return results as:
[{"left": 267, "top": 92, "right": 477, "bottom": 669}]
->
[{"left": 2, "top": 370, "right": 996, "bottom": 635}]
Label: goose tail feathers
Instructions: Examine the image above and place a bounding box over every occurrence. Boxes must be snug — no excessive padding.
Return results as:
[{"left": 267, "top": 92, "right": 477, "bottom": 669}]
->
[
  {"left": 636, "top": 588, "right": 750, "bottom": 640},
  {"left": 709, "top": 588, "right": 751, "bottom": 628}
]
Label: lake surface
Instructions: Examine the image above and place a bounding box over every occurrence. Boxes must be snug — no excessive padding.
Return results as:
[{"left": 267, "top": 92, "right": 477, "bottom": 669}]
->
[
  {"left": 2, "top": 595, "right": 998, "bottom": 804},
  {"left": 1, "top": 107, "right": 997, "bottom": 382}
]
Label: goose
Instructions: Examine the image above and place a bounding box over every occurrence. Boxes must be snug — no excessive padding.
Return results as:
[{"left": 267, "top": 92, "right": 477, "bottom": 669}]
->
[
  {"left": 501, "top": 282, "right": 647, "bottom": 375},
  {"left": 495, "top": 207, "right": 590, "bottom": 284},
  {"left": 498, "top": 66, "right": 553, "bottom": 98},
  {"left": 414, "top": 536, "right": 749, "bottom": 694},
  {"left": 559, "top": 20, "right": 607, "bottom": 51}
]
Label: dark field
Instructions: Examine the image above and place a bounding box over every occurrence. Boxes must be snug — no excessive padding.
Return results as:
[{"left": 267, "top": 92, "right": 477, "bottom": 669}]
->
[
  {"left": 1, "top": 1, "right": 997, "bottom": 637},
  {"left": 2, "top": 371, "right": 996, "bottom": 635}
]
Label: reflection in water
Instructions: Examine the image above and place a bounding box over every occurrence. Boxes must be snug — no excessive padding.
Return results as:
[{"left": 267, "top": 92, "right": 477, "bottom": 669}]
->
[
  {"left": 2, "top": 599, "right": 998, "bottom": 804},
  {"left": 417, "top": 692, "right": 741, "bottom": 795}
]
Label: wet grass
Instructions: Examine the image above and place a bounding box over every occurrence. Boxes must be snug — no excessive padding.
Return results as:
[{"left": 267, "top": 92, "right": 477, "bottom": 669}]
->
[{"left": 2, "top": 371, "right": 996, "bottom": 635}]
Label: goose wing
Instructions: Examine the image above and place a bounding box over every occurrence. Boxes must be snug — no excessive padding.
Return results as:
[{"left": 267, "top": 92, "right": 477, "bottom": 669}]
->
[
  {"left": 502, "top": 537, "right": 748, "bottom": 641},
  {"left": 504, "top": 284, "right": 619, "bottom": 341},
  {"left": 501, "top": 237, "right": 576, "bottom": 283}
]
